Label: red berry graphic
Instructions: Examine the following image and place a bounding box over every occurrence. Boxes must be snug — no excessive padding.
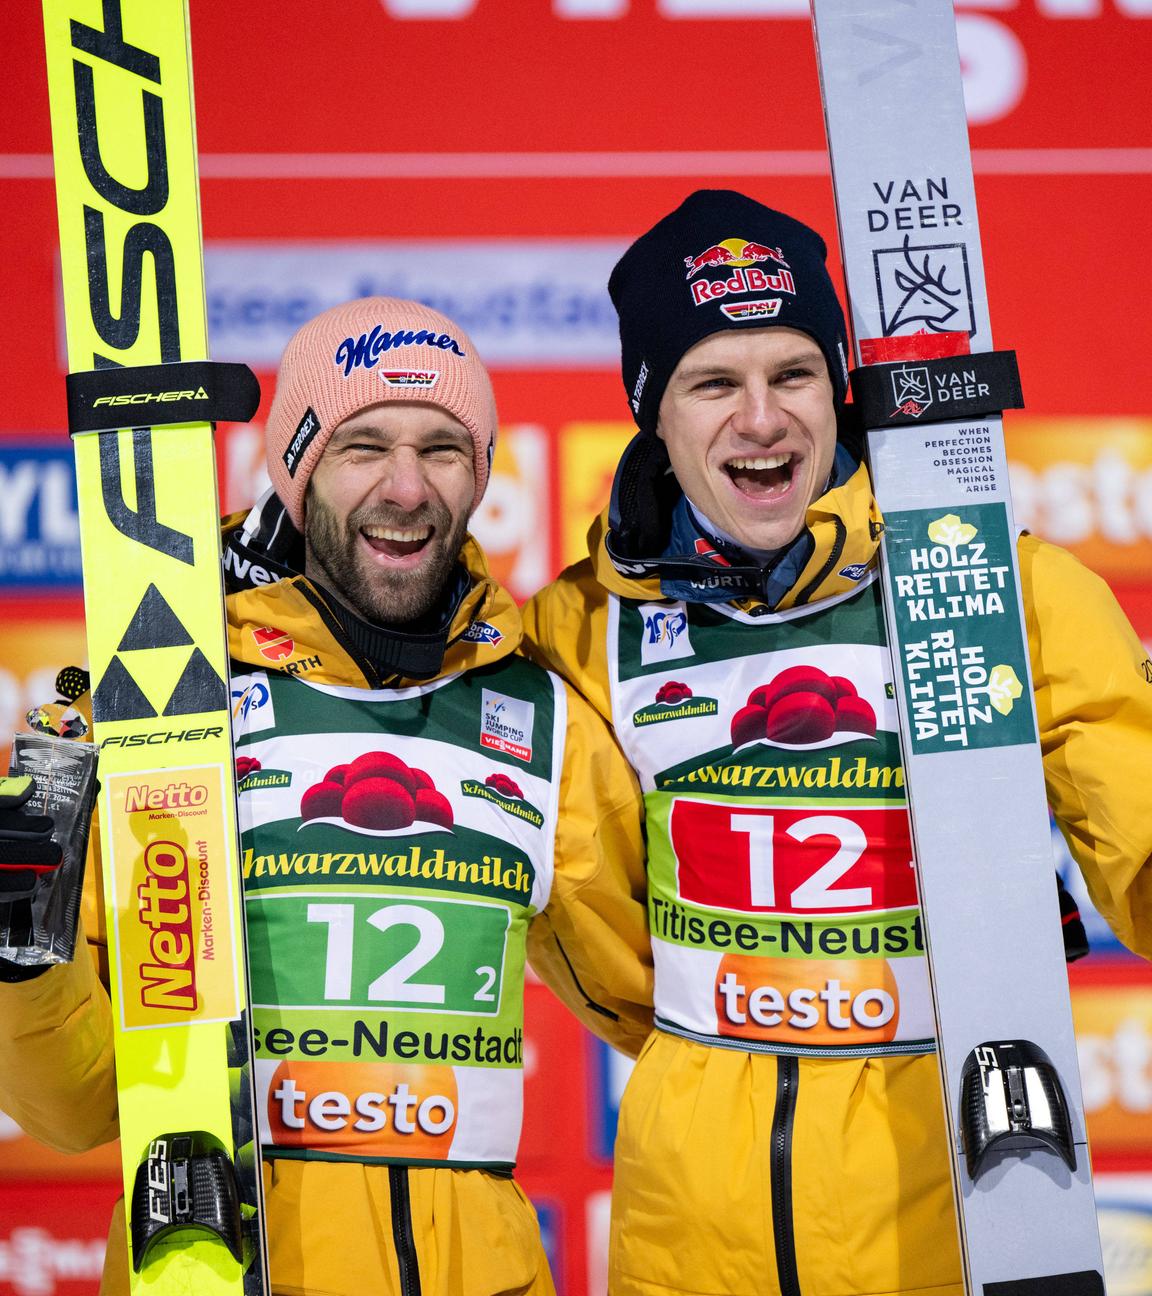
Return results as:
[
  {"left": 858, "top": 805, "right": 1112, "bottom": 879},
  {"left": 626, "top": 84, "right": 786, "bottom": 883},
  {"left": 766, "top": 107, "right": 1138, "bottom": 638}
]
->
[
  {"left": 342, "top": 776, "right": 416, "bottom": 830},
  {"left": 485, "top": 773, "right": 524, "bottom": 799},
  {"left": 345, "top": 751, "right": 419, "bottom": 795},
  {"left": 415, "top": 789, "right": 454, "bottom": 828},
  {"left": 236, "top": 756, "right": 261, "bottom": 779},
  {"left": 300, "top": 781, "right": 345, "bottom": 821},
  {"left": 835, "top": 695, "right": 877, "bottom": 737},
  {"left": 408, "top": 768, "right": 435, "bottom": 792},
  {"left": 765, "top": 692, "right": 836, "bottom": 744},
  {"left": 325, "top": 763, "right": 350, "bottom": 786},
  {"left": 656, "top": 681, "right": 692, "bottom": 705},
  {"left": 731, "top": 704, "right": 770, "bottom": 748},
  {"left": 829, "top": 676, "right": 858, "bottom": 700},
  {"left": 748, "top": 665, "right": 836, "bottom": 713}
]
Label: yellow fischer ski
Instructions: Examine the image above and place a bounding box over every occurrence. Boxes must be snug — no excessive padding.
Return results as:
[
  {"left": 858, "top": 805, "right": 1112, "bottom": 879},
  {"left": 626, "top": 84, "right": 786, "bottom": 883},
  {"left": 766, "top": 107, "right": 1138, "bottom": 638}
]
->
[{"left": 41, "top": 2, "right": 268, "bottom": 1291}]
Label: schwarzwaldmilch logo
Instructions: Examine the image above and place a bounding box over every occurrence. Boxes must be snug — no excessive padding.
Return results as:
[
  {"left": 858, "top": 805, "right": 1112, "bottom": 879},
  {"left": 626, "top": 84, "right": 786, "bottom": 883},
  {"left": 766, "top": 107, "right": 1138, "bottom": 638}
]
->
[
  {"left": 461, "top": 773, "right": 545, "bottom": 829},
  {"left": 631, "top": 681, "right": 718, "bottom": 727}
]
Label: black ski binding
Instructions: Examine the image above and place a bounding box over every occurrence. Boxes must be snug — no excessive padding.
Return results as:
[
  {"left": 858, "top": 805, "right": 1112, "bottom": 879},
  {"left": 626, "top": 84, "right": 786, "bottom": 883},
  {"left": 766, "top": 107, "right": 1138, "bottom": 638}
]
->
[
  {"left": 130, "top": 1130, "right": 244, "bottom": 1270},
  {"left": 959, "top": 1040, "right": 1076, "bottom": 1178}
]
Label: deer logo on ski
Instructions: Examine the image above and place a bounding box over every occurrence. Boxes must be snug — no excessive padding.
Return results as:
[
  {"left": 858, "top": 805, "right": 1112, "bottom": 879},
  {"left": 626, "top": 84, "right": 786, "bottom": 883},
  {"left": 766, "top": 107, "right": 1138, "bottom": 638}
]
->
[{"left": 873, "top": 236, "right": 975, "bottom": 339}]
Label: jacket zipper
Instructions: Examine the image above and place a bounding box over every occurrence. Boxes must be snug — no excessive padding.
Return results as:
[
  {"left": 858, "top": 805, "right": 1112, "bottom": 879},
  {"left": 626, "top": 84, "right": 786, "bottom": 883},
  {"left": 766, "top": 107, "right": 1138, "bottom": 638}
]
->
[
  {"left": 389, "top": 1166, "right": 422, "bottom": 1296},
  {"left": 296, "top": 582, "right": 384, "bottom": 687},
  {"left": 771, "top": 1056, "right": 802, "bottom": 1296}
]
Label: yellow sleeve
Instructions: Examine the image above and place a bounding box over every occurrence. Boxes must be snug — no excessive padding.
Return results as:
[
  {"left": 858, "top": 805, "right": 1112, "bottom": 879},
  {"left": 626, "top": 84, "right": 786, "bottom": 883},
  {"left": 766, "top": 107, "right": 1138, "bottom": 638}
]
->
[
  {"left": 531, "top": 681, "right": 653, "bottom": 1058},
  {"left": 0, "top": 816, "right": 118, "bottom": 1152},
  {"left": 1022, "top": 534, "right": 1152, "bottom": 958},
  {"left": 522, "top": 561, "right": 617, "bottom": 725}
]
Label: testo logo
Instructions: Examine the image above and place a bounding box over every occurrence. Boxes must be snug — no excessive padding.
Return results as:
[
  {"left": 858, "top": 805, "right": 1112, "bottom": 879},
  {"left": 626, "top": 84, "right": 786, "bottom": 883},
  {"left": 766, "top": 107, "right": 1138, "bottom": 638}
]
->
[
  {"left": 267, "top": 1061, "right": 458, "bottom": 1156},
  {"left": 714, "top": 954, "right": 902, "bottom": 1046}
]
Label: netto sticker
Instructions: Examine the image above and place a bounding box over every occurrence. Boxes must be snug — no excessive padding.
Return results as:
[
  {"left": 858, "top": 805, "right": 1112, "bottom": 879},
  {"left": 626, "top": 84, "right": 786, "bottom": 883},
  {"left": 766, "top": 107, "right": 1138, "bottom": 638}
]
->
[
  {"left": 284, "top": 407, "right": 321, "bottom": 477},
  {"left": 720, "top": 299, "right": 782, "bottom": 321}
]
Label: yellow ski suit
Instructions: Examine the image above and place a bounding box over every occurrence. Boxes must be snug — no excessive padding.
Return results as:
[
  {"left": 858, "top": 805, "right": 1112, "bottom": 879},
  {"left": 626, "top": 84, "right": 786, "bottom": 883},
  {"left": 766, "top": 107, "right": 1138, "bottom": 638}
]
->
[
  {"left": 0, "top": 527, "right": 651, "bottom": 1296},
  {"left": 523, "top": 459, "right": 1152, "bottom": 1296}
]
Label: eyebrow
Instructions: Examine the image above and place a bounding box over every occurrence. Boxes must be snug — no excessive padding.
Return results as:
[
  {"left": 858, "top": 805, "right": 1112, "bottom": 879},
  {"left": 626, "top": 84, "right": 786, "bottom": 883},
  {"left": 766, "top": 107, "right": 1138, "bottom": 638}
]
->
[
  {"left": 675, "top": 349, "right": 825, "bottom": 382},
  {"left": 330, "top": 422, "right": 473, "bottom": 449}
]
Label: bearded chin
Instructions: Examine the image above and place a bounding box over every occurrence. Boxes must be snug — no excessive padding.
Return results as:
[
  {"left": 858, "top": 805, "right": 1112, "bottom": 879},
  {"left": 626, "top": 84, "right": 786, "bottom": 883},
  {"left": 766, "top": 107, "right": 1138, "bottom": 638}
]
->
[{"left": 304, "top": 498, "right": 468, "bottom": 626}]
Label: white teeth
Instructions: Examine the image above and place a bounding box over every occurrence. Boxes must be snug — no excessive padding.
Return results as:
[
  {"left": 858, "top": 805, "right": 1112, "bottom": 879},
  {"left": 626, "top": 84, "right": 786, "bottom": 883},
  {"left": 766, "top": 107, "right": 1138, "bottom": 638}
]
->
[
  {"left": 362, "top": 525, "right": 432, "bottom": 542},
  {"left": 728, "top": 453, "right": 791, "bottom": 471}
]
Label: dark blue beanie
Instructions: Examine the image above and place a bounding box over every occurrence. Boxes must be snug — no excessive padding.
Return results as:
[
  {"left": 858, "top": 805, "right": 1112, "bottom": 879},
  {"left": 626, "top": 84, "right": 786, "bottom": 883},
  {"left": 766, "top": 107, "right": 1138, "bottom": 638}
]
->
[{"left": 608, "top": 190, "right": 850, "bottom": 434}]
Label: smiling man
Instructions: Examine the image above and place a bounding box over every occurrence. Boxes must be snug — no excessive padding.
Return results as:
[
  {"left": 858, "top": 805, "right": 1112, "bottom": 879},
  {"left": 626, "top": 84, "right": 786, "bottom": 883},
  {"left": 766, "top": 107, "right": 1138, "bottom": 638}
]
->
[
  {"left": 0, "top": 297, "right": 650, "bottom": 1296},
  {"left": 523, "top": 191, "right": 1152, "bottom": 1296}
]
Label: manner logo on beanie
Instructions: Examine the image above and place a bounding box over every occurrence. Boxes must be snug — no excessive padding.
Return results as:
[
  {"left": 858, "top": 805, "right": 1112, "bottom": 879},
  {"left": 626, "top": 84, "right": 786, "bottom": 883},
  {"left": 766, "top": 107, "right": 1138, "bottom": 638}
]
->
[
  {"left": 264, "top": 297, "right": 498, "bottom": 531},
  {"left": 609, "top": 190, "right": 850, "bottom": 435}
]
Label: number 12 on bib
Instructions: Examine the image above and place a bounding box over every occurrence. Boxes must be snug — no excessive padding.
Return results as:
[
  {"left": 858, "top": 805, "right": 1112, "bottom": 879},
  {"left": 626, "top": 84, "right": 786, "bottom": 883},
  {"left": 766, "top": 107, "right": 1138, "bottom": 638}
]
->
[{"left": 810, "top": 0, "right": 1106, "bottom": 1291}]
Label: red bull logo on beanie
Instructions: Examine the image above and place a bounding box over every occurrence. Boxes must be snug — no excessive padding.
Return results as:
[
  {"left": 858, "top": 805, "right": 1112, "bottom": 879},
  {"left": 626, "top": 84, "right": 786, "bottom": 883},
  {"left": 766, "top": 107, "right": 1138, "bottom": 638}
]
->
[
  {"left": 692, "top": 267, "right": 796, "bottom": 308},
  {"left": 683, "top": 237, "right": 796, "bottom": 308},
  {"left": 683, "top": 238, "right": 789, "bottom": 280},
  {"left": 334, "top": 324, "right": 466, "bottom": 377}
]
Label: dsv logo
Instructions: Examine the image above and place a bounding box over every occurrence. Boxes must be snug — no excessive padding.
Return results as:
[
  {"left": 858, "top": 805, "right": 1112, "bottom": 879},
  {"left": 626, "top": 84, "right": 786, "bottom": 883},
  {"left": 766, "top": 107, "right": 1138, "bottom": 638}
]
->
[{"left": 59, "top": 2, "right": 226, "bottom": 724}]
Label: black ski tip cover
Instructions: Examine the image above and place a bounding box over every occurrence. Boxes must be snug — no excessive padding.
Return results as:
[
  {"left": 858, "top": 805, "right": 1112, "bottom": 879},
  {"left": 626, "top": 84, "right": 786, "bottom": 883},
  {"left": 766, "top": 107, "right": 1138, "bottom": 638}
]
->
[
  {"left": 67, "top": 361, "right": 261, "bottom": 435},
  {"left": 959, "top": 1039, "right": 1076, "bottom": 1179}
]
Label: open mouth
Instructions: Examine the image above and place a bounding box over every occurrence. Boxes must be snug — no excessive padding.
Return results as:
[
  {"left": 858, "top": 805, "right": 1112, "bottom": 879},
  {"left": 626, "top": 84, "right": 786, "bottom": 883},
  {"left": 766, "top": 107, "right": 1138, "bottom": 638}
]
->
[
  {"left": 725, "top": 452, "right": 795, "bottom": 499},
  {"left": 360, "top": 523, "right": 433, "bottom": 560}
]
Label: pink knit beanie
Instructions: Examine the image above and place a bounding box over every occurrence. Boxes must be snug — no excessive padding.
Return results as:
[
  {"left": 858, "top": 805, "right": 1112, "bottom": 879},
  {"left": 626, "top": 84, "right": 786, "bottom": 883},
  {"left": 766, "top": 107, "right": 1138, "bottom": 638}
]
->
[{"left": 264, "top": 297, "right": 498, "bottom": 529}]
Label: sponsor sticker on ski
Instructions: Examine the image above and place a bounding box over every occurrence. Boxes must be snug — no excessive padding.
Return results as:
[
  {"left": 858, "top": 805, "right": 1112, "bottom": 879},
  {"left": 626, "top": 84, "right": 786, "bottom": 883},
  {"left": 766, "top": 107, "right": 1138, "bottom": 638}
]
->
[
  {"left": 883, "top": 505, "right": 1035, "bottom": 753},
  {"left": 105, "top": 767, "right": 242, "bottom": 1030}
]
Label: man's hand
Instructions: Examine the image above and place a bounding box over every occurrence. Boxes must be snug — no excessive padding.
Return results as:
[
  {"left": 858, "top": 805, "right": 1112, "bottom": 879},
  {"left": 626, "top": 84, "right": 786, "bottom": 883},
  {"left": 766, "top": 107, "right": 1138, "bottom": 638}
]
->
[{"left": 0, "top": 775, "right": 63, "bottom": 902}]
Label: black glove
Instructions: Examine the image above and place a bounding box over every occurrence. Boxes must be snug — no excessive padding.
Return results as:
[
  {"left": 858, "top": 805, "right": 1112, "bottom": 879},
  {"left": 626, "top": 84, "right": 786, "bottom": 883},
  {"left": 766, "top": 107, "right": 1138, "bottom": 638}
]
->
[
  {"left": 0, "top": 776, "right": 61, "bottom": 980},
  {"left": 0, "top": 775, "right": 63, "bottom": 902},
  {"left": 1056, "top": 872, "right": 1089, "bottom": 963}
]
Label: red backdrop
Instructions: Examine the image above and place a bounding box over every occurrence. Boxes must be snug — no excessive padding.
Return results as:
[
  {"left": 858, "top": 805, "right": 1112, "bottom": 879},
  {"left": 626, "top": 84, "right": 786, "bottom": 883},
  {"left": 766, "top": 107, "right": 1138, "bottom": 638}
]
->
[{"left": 3, "top": 2, "right": 1152, "bottom": 1292}]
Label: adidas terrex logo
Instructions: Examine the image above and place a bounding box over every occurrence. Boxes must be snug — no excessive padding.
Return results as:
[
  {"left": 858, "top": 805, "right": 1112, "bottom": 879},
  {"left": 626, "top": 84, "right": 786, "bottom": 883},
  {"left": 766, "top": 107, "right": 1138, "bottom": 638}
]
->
[{"left": 93, "top": 386, "right": 210, "bottom": 408}]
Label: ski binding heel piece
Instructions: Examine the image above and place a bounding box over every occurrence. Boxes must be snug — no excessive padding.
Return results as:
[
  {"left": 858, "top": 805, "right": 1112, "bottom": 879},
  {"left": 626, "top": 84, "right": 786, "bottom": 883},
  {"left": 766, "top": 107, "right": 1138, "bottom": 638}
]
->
[
  {"left": 130, "top": 1130, "right": 244, "bottom": 1270},
  {"left": 959, "top": 1040, "right": 1076, "bottom": 1178}
]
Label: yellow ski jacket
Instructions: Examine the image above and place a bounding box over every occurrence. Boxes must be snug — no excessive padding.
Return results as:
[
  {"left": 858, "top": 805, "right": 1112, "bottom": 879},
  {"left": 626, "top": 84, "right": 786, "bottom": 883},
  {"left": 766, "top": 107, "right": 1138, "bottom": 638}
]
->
[
  {"left": 523, "top": 457, "right": 1152, "bottom": 1296},
  {"left": 0, "top": 523, "right": 649, "bottom": 1296}
]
